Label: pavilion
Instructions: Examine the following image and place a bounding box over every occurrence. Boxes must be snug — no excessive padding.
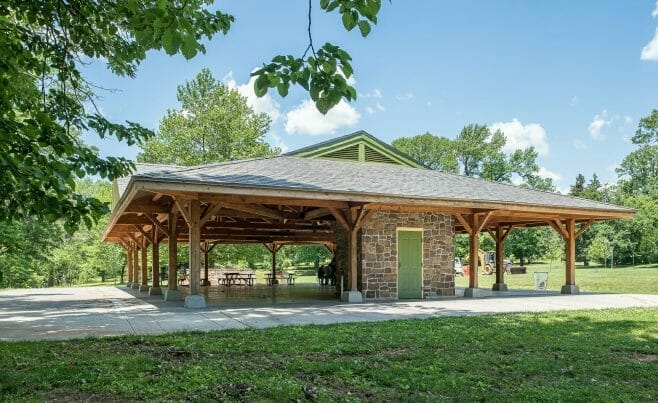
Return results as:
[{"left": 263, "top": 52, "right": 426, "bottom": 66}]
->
[{"left": 102, "top": 131, "right": 634, "bottom": 308}]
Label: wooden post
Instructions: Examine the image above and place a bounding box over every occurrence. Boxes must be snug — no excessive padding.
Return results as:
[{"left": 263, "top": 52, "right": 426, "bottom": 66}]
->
[
  {"left": 149, "top": 225, "right": 162, "bottom": 295},
  {"left": 349, "top": 207, "right": 358, "bottom": 292},
  {"left": 202, "top": 241, "right": 210, "bottom": 286},
  {"left": 468, "top": 214, "right": 479, "bottom": 290},
  {"left": 132, "top": 242, "right": 140, "bottom": 289},
  {"left": 492, "top": 224, "right": 507, "bottom": 291},
  {"left": 563, "top": 218, "right": 577, "bottom": 292},
  {"left": 140, "top": 235, "right": 148, "bottom": 291},
  {"left": 126, "top": 244, "right": 133, "bottom": 285},
  {"left": 168, "top": 210, "right": 178, "bottom": 291},
  {"left": 185, "top": 198, "right": 206, "bottom": 307},
  {"left": 271, "top": 243, "right": 277, "bottom": 284}
]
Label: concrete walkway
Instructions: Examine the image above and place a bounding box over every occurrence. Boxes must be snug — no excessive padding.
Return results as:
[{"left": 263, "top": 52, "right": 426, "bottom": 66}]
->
[{"left": 1, "top": 286, "right": 658, "bottom": 341}]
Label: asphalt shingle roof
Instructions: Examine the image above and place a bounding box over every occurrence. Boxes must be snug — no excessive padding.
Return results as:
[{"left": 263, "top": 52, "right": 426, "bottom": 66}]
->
[{"left": 120, "top": 157, "right": 631, "bottom": 213}]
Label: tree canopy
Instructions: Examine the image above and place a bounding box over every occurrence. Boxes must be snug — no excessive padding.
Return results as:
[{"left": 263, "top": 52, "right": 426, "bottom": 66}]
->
[
  {"left": 392, "top": 125, "right": 548, "bottom": 189},
  {"left": 138, "top": 69, "right": 278, "bottom": 166},
  {"left": 1, "top": 1, "right": 382, "bottom": 229}
]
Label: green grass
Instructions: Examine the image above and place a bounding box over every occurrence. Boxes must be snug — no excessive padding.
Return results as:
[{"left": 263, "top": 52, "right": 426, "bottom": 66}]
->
[
  {"left": 455, "top": 263, "right": 658, "bottom": 294},
  {"left": 1, "top": 308, "right": 657, "bottom": 401}
]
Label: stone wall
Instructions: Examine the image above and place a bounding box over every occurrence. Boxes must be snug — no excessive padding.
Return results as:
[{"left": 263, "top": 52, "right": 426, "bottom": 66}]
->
[{"left": 358, "top": 211, "right": 454, "bottom": 300}]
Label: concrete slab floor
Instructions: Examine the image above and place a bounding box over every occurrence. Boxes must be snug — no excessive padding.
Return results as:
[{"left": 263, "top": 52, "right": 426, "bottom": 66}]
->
[{"left": 1, "top": 286, "right": 658, "bottom": 341}]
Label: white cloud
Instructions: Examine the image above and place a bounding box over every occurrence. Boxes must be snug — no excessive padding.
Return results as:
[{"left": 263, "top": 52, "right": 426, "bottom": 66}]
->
[
  {"left": 366, "top": 106, "right": 376, "bottom": 114},
  {"left": 360, "top": 88, "right": 382, "bottom": 99},
  {"left": 537, "top": 166, "right": 562, "bottom": 182},
  {"left": 490, "top": 118, "right": 550, "bottom": 156},
  {"left": 285, "top": 99, "right": 360, "bottom": 135},
  {"left": 624, "top": 115, "right": 633, "bottom": 125},
  {"left": 653, "top": 1, "right": 658, "bottom": 17},
  {"left": 588, "top": 110, "right": 612, "bottom": 140},
  {"left": 641, "top": 28, "right": 658, "bottom": 61},
  {"left": 396, "top": 92, "right": 414, "bottom": 101},
  {"left": 268, "top": 132, "right": 289, "bottom": 153},
  {"left": 569, "top": 95, "right": 580, "bottom": 107},
  {"left": 365, "top": 102, "right": 386, "bottom": 115},
  {"left": 572, "top": 139, "right": 586, "bottom": 150},
  {"left": 224, "top": 72, "right": 282, "bottom": 123}
]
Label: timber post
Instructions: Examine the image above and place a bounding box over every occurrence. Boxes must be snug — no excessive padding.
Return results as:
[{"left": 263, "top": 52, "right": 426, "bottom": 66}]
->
[
  {"left": 149, "top": 225, "right": 162, "bottom": 296},
  {"left": 139, "top": 234, "right": 149, "bottom": 292},
  {"left": 131, "top": 241, "right": 140, "bottom": 289},
  {"left": 126, "top": 243, "right": 133, "bottom": 287},
  {"left": 562, "top": 218, "right": 578, "bottom": 294},
  {"left": 184, "top": 198, "right": 206, "bottom": 308},
  {"left": 164, "top": 208, "right": 182, "bottom": 301},
  {"left": 201, "top": 241, "right": 211, "bottom": 286},
  {"left": 457, "top": 211, "right": 493, "bottom": 298},
  {"left": 492, "top": 224, "right": 514, "bottom": 292}
]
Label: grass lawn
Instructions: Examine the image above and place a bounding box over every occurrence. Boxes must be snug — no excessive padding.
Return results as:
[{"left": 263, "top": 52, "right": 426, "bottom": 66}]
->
[
  {"left": 455, "top": 263, "right": 658, "bottom": 294},
  {"left": 1, "top": 308, "right": 657, "bottom": 401}
]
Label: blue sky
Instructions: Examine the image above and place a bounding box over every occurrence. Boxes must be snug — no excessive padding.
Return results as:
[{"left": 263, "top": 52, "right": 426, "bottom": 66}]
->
[{"left": 82, "top": 0, "right": 658, "bottom": 193}]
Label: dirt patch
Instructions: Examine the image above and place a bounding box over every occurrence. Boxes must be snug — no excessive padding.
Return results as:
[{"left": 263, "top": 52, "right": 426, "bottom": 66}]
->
[
  {"left": 43, "top": 389, "right": 133, "bottom": 402},
  {"left": 631, "top": 352, "right": 658, "bottom": 363},
  {"left": 104, "top": 339, "right": 197, "bottom": 363}
]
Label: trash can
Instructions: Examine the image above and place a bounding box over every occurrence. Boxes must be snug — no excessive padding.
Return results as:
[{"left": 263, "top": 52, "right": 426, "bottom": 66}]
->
[{"left": 534, "top": 272, "right": 548, "bottom": 291}]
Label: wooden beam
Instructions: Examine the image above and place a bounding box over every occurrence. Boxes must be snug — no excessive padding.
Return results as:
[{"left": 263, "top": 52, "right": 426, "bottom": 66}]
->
[
  {"left": 174, "top": 197, "right": 191, "bottom": 225},
  {"left": 224, "top": 203, "right": 287, "bottom": 220},
  {"left": 200, "top": 203, "right": 223, "bottom": 226},
  {"left": 575, "top": 219, "right": 595, "bottom": 239},
  {"left": 468, "top": 214, "right": 479, "bottom": 289},
  {"left": 354, "top": 208, "right": 374, "bottom": 231},
  {"left": 500, "top": 224, "right": 515, "bottom": 243},
  {"left": 565, "top": 218, "right": 576, "bottom": 286},
  {"left": 548, "top": 219, "right": 569, "bottom": 240},
  {"left": 304, "top": 207, "right": 331, "bottom": 220},
  {"left": 454, "top": 213, "right": 473, "bottom": 235},
  {"left": 167, "top": 209, "right": 178, "bottom": 292},
  {"left": 329, "top": 208, "right": 350, "bottom": 231},
  {"left": 144, "top": 214, "right": 168, "bottom": 238},
  {"left": 474, "top": 210, "right": 494, "bottom": 234},
  {"left": 188, "top": 199, "right": 201, "bottom": 295}
]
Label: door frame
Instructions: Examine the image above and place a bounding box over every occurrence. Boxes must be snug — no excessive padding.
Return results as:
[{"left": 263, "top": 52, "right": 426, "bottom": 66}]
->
[{"left": 396, "top": 228, "right": 424, "bottom": 299}]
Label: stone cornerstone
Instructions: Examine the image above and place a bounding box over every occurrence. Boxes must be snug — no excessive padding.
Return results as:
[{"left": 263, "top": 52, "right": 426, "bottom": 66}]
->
[{"left": 358, "top": 211, "right": 455, "bottom": 300}]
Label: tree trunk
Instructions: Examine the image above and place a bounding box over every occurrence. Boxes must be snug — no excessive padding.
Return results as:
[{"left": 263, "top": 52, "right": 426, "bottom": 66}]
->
[{"left": 520, "top": 255, "right": 525, "bottom": 267}]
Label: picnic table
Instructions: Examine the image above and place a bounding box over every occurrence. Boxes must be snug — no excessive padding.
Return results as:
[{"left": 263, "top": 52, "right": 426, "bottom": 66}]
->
[
  {"left": 266, "top": 272, "right": 296, "bottom": 285},
  {"left": 220, "top": 271, "right": 255, "bottom": 287}
]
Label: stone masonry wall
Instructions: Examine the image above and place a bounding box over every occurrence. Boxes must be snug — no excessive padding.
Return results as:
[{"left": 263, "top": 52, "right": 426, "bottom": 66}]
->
[{"left": 359, "top": 211, "right": 455, "bottom": 300}]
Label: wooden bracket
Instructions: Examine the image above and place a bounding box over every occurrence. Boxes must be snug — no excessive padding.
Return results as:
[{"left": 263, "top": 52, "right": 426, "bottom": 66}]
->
[
  {"left": 547, "top": 219, "right": 569, "bottom": 240},
  {"left": 575, "top": 219, "right": 595, "bottom": 239},
  {"left": 328, "top": 207, "right": 350, "bottom": 231},
  {"left": 200, "top": 203, "right": 223, "bottom": 226},
  {"left": 454, "top": 213, "right": 473, "bottom": 235}
]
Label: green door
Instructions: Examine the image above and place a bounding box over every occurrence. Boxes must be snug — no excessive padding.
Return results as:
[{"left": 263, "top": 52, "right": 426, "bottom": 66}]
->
[{"left": 398, "top": 231, "right": 423, "bottom": 299}]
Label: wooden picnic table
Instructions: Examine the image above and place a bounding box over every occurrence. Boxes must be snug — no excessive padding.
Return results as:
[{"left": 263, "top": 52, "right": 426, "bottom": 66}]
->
[{"left": 221, "top": 271, "right": 255, "bottom": 287}]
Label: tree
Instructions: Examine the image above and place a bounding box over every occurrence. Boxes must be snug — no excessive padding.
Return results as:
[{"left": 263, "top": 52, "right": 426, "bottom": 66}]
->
[
  {"left": 504, "top": 227, "right": 553, "bottom": 266},
  {"left": 569, "top": 174, "right": 586, "bottom": 197},
  {"left": 1, "top": 1, "right": 382, "bottom": 229},
  {"left": 138, "top": 69, "right": 278, "bottom": 165},
  {"left": 391, "top": 133, "right": 458, "bottom": 172},
  {"left": 630, "top": 109, "right": 658, "bottom": 144},
  {"left": 392, "top": 127, "right": 546, "bottom": 186},
  {"left": 616, "top": 146, "right": 658, "bottom": 196}
]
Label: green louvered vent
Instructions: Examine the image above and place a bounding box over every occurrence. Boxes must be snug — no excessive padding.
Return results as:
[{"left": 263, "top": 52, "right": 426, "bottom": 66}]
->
[
  {"left": 322, "top": 144, "right": 360, "bottom": 161},
  {"left": 364, "top": 145, "right": 397, "bottom": 164}
]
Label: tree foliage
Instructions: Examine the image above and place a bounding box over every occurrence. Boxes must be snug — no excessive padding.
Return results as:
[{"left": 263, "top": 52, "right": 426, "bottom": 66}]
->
[
  {"left": 138, "top": 69, "right": 278, "bottom": 165},
  {"left": 1, "top": 1, "right": 382, "bottom": 229},
  {"left": 392, "top": 125, "right": 547, "bottom": 187}
]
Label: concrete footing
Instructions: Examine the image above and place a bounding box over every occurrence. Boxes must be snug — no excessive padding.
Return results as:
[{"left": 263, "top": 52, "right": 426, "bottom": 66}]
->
[
  {"left": 163, "top": 289, "right": 183, "bottom": 301},
  {"left": 561, "top": 284, "right": 580, "bottom": 294},
  {"left": 492, "top": 283, "right": 508, "bottom": 291},
  {"left": 139, "top": 284, "right": 149, "bottom": 292},
  {"left": 200, "top": 279, "right": 211, "bottom": 286},
  {"left": 131, "top": 283, "right": 140, "bottom": 289},
  {"left": 184, "top": 294, "right": 206, "bottom": 309},
  {"left": 464, "top": 287, "right": 486, "bottom": 298},
  {"left": 341, "top": 291, "right": 363, "bottom": 303},
  {"left": 148, "top": 287, "right": 163, "bottom": 296}
]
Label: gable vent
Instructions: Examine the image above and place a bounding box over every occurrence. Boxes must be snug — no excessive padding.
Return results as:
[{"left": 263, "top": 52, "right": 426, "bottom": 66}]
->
[
  {"left": 322, "top": 144, "right": 359, "bottom": 161},
  {"left": 364, "top": 145, "right": 396, "bottom": 164}
]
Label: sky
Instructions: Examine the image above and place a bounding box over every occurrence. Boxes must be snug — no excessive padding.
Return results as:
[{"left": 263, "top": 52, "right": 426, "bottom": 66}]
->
[{"left": 82, "top": 0, "right": 658, "bottom": 194}]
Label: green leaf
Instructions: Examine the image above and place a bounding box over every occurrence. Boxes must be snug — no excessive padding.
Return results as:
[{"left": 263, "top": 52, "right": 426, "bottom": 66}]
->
[
  {"left": 358, "top": 21, "right": 371, "bottom": 37},
  {"left": 180, "top": 35, "right": 198, "bottom": 59},
  {"left": 276, "top": 82, "right": 289, "bottom": 97},
  {"left": 342, "top": 11, "right": 357, "bottom": 31}
]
